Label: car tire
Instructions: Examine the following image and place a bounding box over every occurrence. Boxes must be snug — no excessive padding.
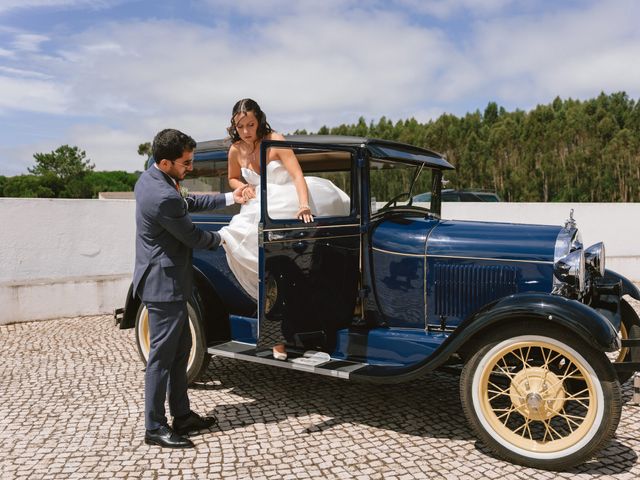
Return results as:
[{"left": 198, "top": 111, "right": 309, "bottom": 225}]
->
[
  {"left": 612, "top": 298, "right": 640, "bottom": 384},
  {"left": 460, "top": 323, "right": 621, "bottom": 470},
  {"left": 134, "top": 298, "right": 211, "bottom": 385}
]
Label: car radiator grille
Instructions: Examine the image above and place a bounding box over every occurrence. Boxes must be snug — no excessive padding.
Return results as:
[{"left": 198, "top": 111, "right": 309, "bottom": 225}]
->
[{"left": 434, "top": 263, "right": 518, "bottom": 317}]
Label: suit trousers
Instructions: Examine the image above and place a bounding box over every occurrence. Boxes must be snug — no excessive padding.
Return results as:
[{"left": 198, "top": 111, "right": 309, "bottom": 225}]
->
[{"left": 144, "top": 300, "right": 191, "bottom": 430}]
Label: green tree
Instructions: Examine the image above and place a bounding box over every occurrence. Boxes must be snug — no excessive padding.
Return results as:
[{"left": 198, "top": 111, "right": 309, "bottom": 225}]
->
[
  {"left": 84, "top": 171, "right": 138, "bottom": 197},
  {"left": 2, "top": 175, "right": 57, "bottom": 198},
  {"left": 138, "top": 142, "right": 152, "bottom": 170},
  {"left": 307, "top": 91, "right": 639, "bottom": 202},
  {"left": 62, "top": 177, "right": 94, "bottom": 198},
  {"left": 59, "top": 171, "right": 138, "bottom": 199},
  {"left": 484, "top": 101, "right": 500, "bottom": 125},
  {"left": 29, "top": 145, "right": 94, "bottom": 180}
]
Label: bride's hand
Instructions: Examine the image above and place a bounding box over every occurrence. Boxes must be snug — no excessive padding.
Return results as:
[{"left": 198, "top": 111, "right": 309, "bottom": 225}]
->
[
  {"left": 242, "top": 185, "right": 256, "bottom": 201},
  {"left": 297, "top": 205, "right": 314, "bottom": 223},
  {"left": 232, "top": 184, "right": 255, "bottom": 204}
]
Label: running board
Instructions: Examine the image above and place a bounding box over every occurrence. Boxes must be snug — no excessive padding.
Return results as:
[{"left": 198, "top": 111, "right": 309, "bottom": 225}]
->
[{"left": 208, "top": 341, "right": 368, "bottom": 379}]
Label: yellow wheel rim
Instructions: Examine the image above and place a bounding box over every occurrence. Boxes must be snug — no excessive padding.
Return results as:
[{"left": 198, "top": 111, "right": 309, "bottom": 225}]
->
[
  {"left": 139, "top": 308, "right": 150, "bottom": 358},
  {"left": 609, "top": 321, "right": 628, "bottom": 364},
  {"left": 139, "top": 306, "right": 197, "bottom": 371},
  {"left": 478, "top": 339, "right": 599, "bottom": 454}
]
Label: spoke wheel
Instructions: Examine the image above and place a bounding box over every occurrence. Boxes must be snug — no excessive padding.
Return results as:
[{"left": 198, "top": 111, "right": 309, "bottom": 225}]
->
[
  {"left": 480, "top": 340, "right": 598, "bottom": 453},
  {"left": 134, "top": 299, "right": 210, "bottom": 385},
  {"left": 607, "top": 321, "right": 628, "bottom": 363},
  {"left": 610, "top": 298, "right": 640, "bottom": 383},
  {"left": 461, "top": 324, "right": 621, "bottom": 470}
]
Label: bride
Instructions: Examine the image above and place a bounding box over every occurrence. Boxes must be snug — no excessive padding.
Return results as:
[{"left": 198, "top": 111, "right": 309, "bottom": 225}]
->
[{"left": 219, "top": 98, "right": 350, "bottom": 360}]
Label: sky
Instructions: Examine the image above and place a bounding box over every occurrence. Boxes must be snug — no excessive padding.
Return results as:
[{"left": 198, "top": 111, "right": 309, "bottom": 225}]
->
[{"left": 0, "top": 0, "right": 639, "bottom": 175}]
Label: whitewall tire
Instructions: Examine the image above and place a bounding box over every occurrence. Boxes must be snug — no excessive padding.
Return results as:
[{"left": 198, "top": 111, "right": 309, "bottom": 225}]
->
[
  {"left": 134, "top": 299, "right": 210, "bottom": 385},
  {"left": 460, "top": 324, "right": 621, "bottom": 470}
]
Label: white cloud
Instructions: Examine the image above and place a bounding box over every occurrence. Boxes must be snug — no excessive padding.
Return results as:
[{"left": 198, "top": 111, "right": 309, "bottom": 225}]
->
[
  {"left": 474, "top": 1, "right": 638, "bottom": 105},
  {"left": 21, "top": 9, "right": 457, "bottom": 123},
  {"left": 12, "top": 33, "right": 49, "bottom": 52},
  {"left": 1, "top": 0, "right": 639, "bottom": 175},
  {"left": 201, "top": 0, "right": 516, "bottom": 19},
  {"left": 0, "top": 6, "right": 459, "bottom": 171},
  {"left": 0, "top": 0, "right": 122, "bottom": 15},
  {"left": 66, "top": 124, "right": 151, "bottom": 171},
  {"left": 0, "top": 66, "right": 52, "bottom": 79},
  {"left": 199, "top": 0, "right": 363, "bottom": 17},
  {"left": 393, "top": 0, "right": 516, "bottom": 19},
  {"left": 0, "top": 76, "right": 69, "bottom": 113}
]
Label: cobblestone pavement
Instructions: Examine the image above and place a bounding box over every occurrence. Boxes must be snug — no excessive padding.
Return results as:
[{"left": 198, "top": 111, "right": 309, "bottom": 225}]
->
[{"left": 1, "top": 308, "right": 640, "bottom": 480}]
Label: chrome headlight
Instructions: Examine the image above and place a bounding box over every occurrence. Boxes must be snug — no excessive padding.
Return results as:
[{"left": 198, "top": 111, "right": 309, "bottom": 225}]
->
[
  {"left": 584, "top": 242, "right": 605, "bottom": 276},
  {"left": 554, "top": 227, "right": 582, "bottom": 260},
  {"left": 554, "top": 249, "right": 585, "bottom": 291}
]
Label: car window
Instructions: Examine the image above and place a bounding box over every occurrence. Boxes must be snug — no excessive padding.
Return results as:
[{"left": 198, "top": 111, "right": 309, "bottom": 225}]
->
[
  {"left": 265, "top": 147, "right": 353, "bottom": 220},
  {"left": 458, "top": 192, "right": 482, "bottom": 201},
  {"left": 412, "top": 192, "right": 432, "bottom": 203},
  {"left": 442, "top": 192, "right": 461, "bottom": 201},
  {"left": 181, "top": 158, "right": 241, "bottom": 216},
  {"left": 369, "top": 158, "right": 434, "bottom": 213},
  {"left": 476, "top": 192, "right": 500, "bottom": 202}
]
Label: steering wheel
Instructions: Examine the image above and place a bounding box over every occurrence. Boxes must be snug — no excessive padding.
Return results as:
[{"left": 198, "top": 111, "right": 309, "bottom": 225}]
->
[{"left": 381, "top": 192, "right": 411, "bottom": 210}]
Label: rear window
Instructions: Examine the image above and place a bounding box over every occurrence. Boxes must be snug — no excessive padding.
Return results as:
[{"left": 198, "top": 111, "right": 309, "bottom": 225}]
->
[{"left": 181, "top": 155, "right": 241, "bottom": 216}]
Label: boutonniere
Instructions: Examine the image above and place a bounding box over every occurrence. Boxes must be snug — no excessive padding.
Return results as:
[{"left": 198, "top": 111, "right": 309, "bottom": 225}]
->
[{"left": 179, "top": 186, "right": 189, "bottom": 198}]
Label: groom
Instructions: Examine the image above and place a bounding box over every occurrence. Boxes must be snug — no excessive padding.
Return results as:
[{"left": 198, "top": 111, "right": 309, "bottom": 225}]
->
[{"left": 134, "top": 128, "right": 249, "bottom": 448}]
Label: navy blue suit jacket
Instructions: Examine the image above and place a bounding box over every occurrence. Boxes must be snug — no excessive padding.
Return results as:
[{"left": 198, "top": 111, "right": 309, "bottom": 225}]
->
[{"left": 133, "top": 165, "right": 227, "bottom": 302}]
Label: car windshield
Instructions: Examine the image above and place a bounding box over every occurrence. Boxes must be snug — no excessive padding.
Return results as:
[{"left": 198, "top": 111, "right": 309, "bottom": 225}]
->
[{"left": 369, "top": 158, "right": 435, "bottom": 214}]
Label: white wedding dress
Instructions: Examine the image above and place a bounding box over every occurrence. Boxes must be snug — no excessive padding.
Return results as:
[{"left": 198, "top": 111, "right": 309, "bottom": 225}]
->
[{"left": 219, "top": 160, "right": 350, "bottom": 299}]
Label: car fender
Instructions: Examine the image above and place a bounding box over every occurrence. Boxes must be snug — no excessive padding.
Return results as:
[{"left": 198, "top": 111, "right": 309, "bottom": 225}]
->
[
  {"left": 118, "top": 282, "right": 140, "bottom": 329},
  {"left": 191, "top": 264, "right": 234, "bottom": 343},
  {"left": 118, "top": 266, "right": 226, "bottom": 332},
  {"left": 604, "top": 269, "right": 640, "bottom": 300},
  {"left": 351, "top": 292, "right": 619, "bottom": 384},
  {"left": 451, "top": 292, "right": 620, "bottom": 354}
]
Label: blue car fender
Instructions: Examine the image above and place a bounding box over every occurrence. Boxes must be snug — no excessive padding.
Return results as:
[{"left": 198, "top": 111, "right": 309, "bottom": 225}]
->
[
  {"left": 604, "top": 269, "right": 640, "bottom": 300},
  {"left": 453, "top": 292, "right": 620, "bottom": 354},
  {"left": 351, "top": 292, "right": 619, "bottom": 384}
]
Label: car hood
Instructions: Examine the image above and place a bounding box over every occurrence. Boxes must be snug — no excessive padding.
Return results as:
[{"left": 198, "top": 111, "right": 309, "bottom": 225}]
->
[{"left": 427, "top": 220, "right": 561, "bottom": 263}]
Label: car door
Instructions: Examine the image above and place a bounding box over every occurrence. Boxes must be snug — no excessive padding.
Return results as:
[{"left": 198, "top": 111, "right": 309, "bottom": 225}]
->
[{"left": 258, "top": 141, "right": 362, "bottom": 352}]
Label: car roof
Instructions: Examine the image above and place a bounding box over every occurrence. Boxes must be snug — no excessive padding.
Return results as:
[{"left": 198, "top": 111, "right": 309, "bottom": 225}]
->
[{"left": 196, "top": 134, "right": 455, "bottom": 170}]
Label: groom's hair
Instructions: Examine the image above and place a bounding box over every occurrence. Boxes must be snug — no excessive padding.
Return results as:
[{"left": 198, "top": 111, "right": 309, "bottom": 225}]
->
[
  {"left": 152, "top": 129, "right": 197, "bottom": 163},
  {"left": 228, "top": 98, "right": 273, "bottom": 143}
]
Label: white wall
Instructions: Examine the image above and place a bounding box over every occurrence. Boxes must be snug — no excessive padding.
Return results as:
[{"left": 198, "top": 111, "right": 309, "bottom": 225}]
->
[
  {"left": 0, "top": 198, "right": 136, "bottom": 325},
  {"left": 0, "top": 198, "right": 638, "bottom": 325}
]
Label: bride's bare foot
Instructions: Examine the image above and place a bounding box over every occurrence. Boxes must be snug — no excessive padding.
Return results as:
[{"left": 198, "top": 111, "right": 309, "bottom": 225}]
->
[{"left": 272, "top": 344, "right": 287, "bottom": 361}]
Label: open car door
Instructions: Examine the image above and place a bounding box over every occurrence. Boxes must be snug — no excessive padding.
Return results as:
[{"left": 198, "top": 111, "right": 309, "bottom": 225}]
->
[{"left": 258, "top": 140, "right": 362, "bottom": 355}]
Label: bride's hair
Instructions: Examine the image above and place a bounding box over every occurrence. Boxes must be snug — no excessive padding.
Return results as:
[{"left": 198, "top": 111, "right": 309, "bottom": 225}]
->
[{"left": 227, "top": 98, "right": 273, "bottom": 143}]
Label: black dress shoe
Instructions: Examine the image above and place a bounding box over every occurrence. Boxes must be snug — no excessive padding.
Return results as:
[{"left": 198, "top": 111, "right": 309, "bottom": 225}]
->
[
  {"left": 172, "top": 411, "right": 218, "bottom": 435},
  {"left": 145, "top": 425, "right": 194, "bottom": 448}
]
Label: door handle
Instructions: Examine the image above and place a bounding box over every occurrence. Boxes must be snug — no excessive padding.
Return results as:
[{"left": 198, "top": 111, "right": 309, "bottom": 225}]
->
[{"left": 267, "top": 231, "right": 286, "bottom": 242}]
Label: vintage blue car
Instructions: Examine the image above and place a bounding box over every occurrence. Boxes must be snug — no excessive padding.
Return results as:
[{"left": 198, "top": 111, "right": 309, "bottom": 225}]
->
[{"left": 116, "top": 135, "right": 640, "bottom": 470}]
